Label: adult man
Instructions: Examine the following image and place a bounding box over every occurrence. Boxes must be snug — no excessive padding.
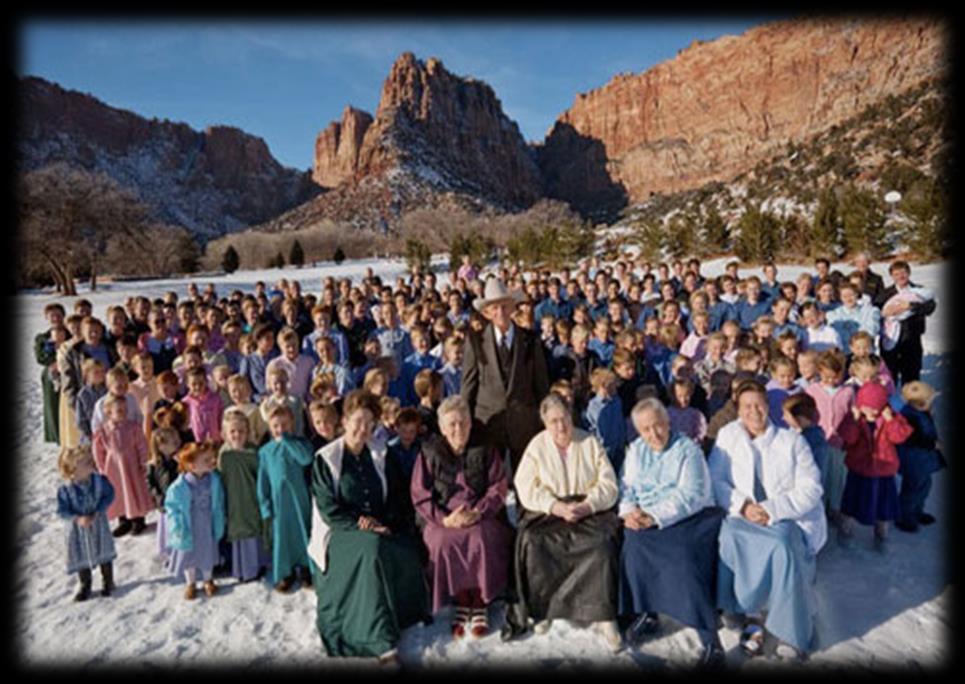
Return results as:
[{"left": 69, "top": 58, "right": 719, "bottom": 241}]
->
[
  {"left": 461, "top": 278, "right": 550, "bottom": 477},
  {"left": 533, "top": 277, "right": 574, "bottom": 323},
  {"left": 873, "top": 261, "right": 936, "bottom": 385},
  {"left": 851, "top": 251, "right": 886, "bottom": 302},
  {"left": 735, "top": 276, "right": 772, "bottom": 331}
]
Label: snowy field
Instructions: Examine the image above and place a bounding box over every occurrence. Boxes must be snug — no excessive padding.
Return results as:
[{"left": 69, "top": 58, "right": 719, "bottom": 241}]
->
[{"left": 14, "top": 256, "right": 952, "bottom": 670}]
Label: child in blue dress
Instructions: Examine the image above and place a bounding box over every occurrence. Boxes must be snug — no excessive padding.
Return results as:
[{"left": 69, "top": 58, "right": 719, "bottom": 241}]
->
[
  {"left": 57, "top": 444, "right": 116, "bottom": 601},
  {"left": 165, "top": 441, "right": 226, "bottom": 600}
]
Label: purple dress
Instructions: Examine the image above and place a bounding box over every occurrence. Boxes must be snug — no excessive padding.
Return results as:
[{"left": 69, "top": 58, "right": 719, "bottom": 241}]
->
[
  {"left": 168, "top": 473, "right": 220, "bottom": 581},
  {"left": 410, "top": 446, "right": 513, "bottom": 613}
]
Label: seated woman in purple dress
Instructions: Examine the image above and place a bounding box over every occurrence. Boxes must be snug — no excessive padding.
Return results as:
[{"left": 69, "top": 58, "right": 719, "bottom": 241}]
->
[{"left": 410, "top": 395, "right": 513, "bottom": 640}]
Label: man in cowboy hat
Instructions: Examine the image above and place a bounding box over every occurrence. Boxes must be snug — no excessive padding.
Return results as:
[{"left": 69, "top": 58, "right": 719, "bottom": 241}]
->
[{"left": 461, "top": 277, "right": 550, "bottom": 478}]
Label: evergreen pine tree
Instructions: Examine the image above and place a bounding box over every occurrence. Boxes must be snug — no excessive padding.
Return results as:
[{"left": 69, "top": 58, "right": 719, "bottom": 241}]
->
[
  {"left": 221, "top": 245, "right": 240, "bottom": 274},
  {"left": 839, "top": 184, "right": 889, "bottom": 258},
  {"left": 333, "top": 246, "right": 346, "bottom": 264},
  {"left": 274, "top": 251, "right": 285, "bottom": 269},
  {"left": 702, "top": 206, "right": 730, "bottom": 254},
  {"left": 289, "top": 239, "right": 305, "bottom": 267},
  {"left": 900, "top": 177, "right": 949, "bottom": 260},
  {"left": 811, "top": 187, "right": 842, "bottom": 258},
  {"left": 735, "top": 203, "right": 780, "bottom": 263}
]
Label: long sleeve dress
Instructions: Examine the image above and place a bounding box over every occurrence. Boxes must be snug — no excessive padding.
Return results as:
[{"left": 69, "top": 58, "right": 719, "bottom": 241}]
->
[
  {"left": 57, "top": 473, "right": 117, "bottom": 573},
  {"left": 310, "top": 438, "right": 428, "bottom": 657},
  {"left": 410, "top": 434, "right": 513, "bottom": 613},
  {"left": 257, "top": 434, "right": 315, "bottom": 584},
  {"left": 92, "top": 419, "right": 154, "bottom": 521},
  {"left": 36, "top": 331, "right": 60, "bottom": 443},
  {"left": 219, "top": 443, "right": 271, "bottom": 581}
]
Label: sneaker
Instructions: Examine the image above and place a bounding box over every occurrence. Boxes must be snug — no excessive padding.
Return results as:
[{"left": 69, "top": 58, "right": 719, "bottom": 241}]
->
[
  {"left": 739, "top": 624, "right": 765, "bottom": 657},
  {"left": 469, "top": 609, "right": 489, "bottom": 639},
  {"left": 203, "top": 580, "right": 218, "bottom": 597},
  {"left": 184, "top": 583, "right": 197, "bottom": 600},
  {"left": 533, "top": 619, "right": 553, "bottom": 635},
  {"left": 697, "top": 642, "right": 726, "bottom": 669},
  {"left": 112, "top": 519, "right": 133, "bottom": 537},
  {"left": 895, "top": 519, "right": 919, "bottom": 533},
  {"left": 918, "top": 513, "right": 937, "bottom": 526},
  {"left": 595, "top": 620, "right": 623, "bottom": 652},
  {"left": 625, "top": 612, "right": 659, "bottom": 645}
]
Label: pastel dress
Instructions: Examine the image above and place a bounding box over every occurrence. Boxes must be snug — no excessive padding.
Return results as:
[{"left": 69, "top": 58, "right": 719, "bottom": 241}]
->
[
  {"left": 165, "top": 471, "right": 226, "bottom": 582},
  {"left": 92, "top": 418, "right": 155, "bottom": 521},
  {"left": 182, "top": 390, "right": 224, "bottom": 443},
  {"left": 147, "top": 456, "right": 180, "bottom": 561},
  {"left": 257, "top": 434, "right": 315, "bottom": 584},
  {"left": 57, "top": 473, "right": 117, "bottom": 574},
  {"left": 36, "top": 332, "right": 60, "bottom": 444},
  {"left": 219, "top": 443, "right": 272, "bottom": 581}
]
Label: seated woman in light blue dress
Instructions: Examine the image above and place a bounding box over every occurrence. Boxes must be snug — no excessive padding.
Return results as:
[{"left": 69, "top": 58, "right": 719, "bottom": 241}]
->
[
  {"left": 708, "top": 380, "right": 826, "bottom": 659},
  {"left": 618, "top": 398, "right": 726, "bottom": 667}
]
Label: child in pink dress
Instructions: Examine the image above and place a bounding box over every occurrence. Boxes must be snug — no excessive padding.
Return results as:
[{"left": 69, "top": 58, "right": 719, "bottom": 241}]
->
[
  {"left": 92, "top": 394, "right": 154, "bottom": 537},
  {"left": 182, "top": 367, "right": 224, "bottom": 443}
]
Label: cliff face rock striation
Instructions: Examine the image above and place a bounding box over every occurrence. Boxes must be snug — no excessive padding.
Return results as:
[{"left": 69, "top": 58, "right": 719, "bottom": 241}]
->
[
  {"left": 303, "top": 52, "right": 542, "bottom": 229},
  {"left": 538, "top": 16, "right": 948, "bottom": 218},
  {"left": 17, "top": 76, "right": 320, "bottom": 241}
]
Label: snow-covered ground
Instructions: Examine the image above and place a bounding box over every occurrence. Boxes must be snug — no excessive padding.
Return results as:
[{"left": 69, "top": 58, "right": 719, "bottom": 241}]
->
[{"left": 15, "top": 257, "right": 951, "bottom": 669}]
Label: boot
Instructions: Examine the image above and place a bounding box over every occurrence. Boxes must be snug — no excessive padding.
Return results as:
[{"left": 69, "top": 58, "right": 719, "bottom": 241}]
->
[
  {"left": 112, "top": 517, "right": 133, "bottom": 537},
  {"left": 130, "top": 517, "right": 147, "bottom": 536},
  {"left": 100, "top": 563, "right": 115, "bottom": 597},
  {"left": 298, "top": 566, "right": 313, "bottom": 590},
  {"left": 274, "top": 574, "right": 294, "bottom": 593},
  {"left": 74, "top": 569, "right": 92, "bottom": 602},
  {"left": 203, "top": 580, "right": 218, "bottom": 597}
]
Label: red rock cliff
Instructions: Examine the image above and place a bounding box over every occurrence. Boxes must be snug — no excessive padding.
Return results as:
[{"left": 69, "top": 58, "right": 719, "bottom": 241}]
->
[{"left": 539, "top": 16, "right": 948, "bottom": 215}]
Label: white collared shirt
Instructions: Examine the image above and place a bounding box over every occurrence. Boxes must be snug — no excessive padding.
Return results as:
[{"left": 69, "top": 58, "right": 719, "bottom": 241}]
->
[{"left": 494, "top": 322, "right": 515, "bottom": 351}]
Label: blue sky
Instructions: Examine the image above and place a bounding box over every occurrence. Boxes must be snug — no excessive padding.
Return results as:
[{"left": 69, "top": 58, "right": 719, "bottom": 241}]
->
[{"left": 19, "top": 18, "right": 782, "bottom": 171}]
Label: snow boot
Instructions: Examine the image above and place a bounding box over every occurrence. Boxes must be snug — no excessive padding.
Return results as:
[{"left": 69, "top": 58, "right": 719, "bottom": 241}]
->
[
  {"left": 74, "top": 569, "right": 92, "bottom": 602},
  {"left": 100, "top": 563, "right": 114, "bottom": 597}
]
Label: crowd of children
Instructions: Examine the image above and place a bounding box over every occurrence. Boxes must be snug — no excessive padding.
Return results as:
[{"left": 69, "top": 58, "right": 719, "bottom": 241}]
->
[{"left": 42, "top": 255, "right": 941, "bottom": 632}]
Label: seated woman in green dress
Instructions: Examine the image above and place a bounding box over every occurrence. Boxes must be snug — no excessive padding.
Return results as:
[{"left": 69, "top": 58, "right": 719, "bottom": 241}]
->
[{"left": 307, "top": 389, "right": 428, "bottom": 665}]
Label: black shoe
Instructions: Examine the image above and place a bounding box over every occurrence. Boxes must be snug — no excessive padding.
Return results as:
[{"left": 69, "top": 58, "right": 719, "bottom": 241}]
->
[
  {"left": 500, "top": 620, "right": 527, "bottom": 642},
  {"left": 100, "top": 563, "right": 115, "bottom": 597},
  {"left": 919, "top": 513, "right": 937, "bottom": 526},
  {"left": 74, "top": 569, "right": 92, "bottom": 602},
  {"left": 112, "top": 518, "right": 133, "bottom": 537},
  {"left": 697, "top": 643, "right": 726, "bottom": 669},
  {"left": 130, "top": 518, "right": 147, "bottom": 536},
  {"left": 895, "top": 519, "right": 919, "bottom": 533},
  {"left": 625, "top": 612, "right": 659, "bottom": 645}
]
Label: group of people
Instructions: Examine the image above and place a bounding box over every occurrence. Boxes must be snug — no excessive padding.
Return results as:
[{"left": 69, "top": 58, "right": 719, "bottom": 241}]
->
[{"left": 39, "top": 249, "right": 944, "bottom": 666}]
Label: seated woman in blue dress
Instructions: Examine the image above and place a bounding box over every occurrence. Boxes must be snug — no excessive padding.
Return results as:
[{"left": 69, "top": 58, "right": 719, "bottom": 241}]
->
[
  {"left": 708, "top": 380, "right": 826, "bottom": 660},
  {"left": 618, "top": 397, "right": 726, "bottom": 667}
]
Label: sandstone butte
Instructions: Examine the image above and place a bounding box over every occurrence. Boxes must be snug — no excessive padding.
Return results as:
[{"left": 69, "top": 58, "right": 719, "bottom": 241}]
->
[
  {"left": 312, "top": 51, "right": 543, "bottom": 210},
  {"left": 537, "top": 16, "right": 948, "bottom": 215}
]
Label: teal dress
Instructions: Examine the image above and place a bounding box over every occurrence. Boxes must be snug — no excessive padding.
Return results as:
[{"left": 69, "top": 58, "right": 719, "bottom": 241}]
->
[
  {"left": 257, "top": 435, "right": 314, "bottom": 584},
  {"left": 312, "top": 444, "right": 428, "bottom": 657}
]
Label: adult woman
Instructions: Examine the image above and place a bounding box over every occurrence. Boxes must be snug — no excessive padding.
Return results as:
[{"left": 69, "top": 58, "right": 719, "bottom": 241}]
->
[
  {"left": 307, "top": 390, "right": 428, "bottom": 664},
  {"left": 410, "top": 396, "right": 513, "bottom": 639},
  {"left": 708, "top": 380, "right": 825, "bottom": 659},
  {"left": 618, "top": 398, "right": 726, "bottom": 666},
  {"left": 503, "top": 393, "right": 622, "bottom": 650}
]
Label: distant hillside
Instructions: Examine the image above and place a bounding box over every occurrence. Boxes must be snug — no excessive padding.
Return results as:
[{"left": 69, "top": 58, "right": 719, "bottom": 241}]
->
[{"left": 17, "top": 76, "right": 320, "bottom": 242}]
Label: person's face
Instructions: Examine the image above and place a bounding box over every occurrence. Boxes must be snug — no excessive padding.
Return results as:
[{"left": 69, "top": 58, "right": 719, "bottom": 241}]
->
[
  {"left": 740, "top": 356, "right": 761, "bottom": 374},
  {"left": 213, "top": 370, "right": 230, "bottom": 388},
  {"left": 738, "top": 390, "right": 769, "bottom": 435},
  {"left": 850, "top": 337, "right": 872, "bottom": 358},
  {"left": 858, "top": 405, "right": 880, "bottom": 422},
  {"left": 187, "top": 375, "right": 207, "bottom": 397},
  {"left": 541, "top": 318, "right": 555, "bottom": 336},
  {"left": 672, "top": 383, "right": 692, "bottom": 407},
  {"left": 72, "top": 453, "right": 96, "bottom": 482},
  {"left": 185, "top": 353, "right": 203, "bottom": 371},
  {"left": 190, "top": 451, "right": 216, "bottom": 476},
  {"left": 338, "top": 307, "right": 354, "bottom": 327},
  {"left": 773, "top": 300, "right": 790, "bottom": 323},
  {"left": 695, "top": 317, "right": 709, "bottom": 335},
  {"left": 312, "top": 412, "right": 338, "bottom": 440},
  {"left": 755, "top": 322, "right": 773, "bottom": 339},
  {"left": 839, "top": 287, "right": 857, "bottom": 308},
  {"left": 106, "top": 402, "right": 127, "bottom": 424},
  {"left": 150, "top": 314, "right": 167, "bottom": 335},
  {"left": 780, "top": 339, "right": 798, "bottom": 360},
  {"left": 817, "top": 283, "right": 834, "bottom": 302},
  {"left": 484, "top": 299, "right": 515, "bottom": 332},
  {"left": 633, "top": 408, "right": 671, "bottom": 452},
  {"left": 256, "top": 334, "right": 274, "bottom": 354},
  {"left": 281, "top": 339, "right": 298, "bottom": 360},
  {"left": 269, "top": 413, "right": 293, "bottom": 439},
  {"left": 413, "top": 334, "right": 429, "bottom": 355},
  {"left": 178, "top": 309, "right": 194, "bottom": 328},
  {"left": 572, "top": 334, "right": 588, "bottom": 355},
  {"left": 746, "top": 281, "right": 761, "bottom": 301},
  {"left": 268, "top": 373, "right": 288, "bottom": 396},
  {"left": 225, "top": 421, "right": 249, "bottom": 448},
  {"left": 109, "top": 310, "right": 126, "bottom": 332},
  {"left": 543, "top": 406, "right": 573, "bottom": 449},
  {"left": 854, "top": 366, "right": 876, "bottom": 384},
  {"left": 342, "top": 408, "right": 375, "bottom": 447},
  {"left": 205, "top": 309, "right": 220, "bottom": 329},
  {"left": 84, "top": 323, "right": 103, "bottom": 346},
  {"left": 706, "top": 338, "right": 724, "bottom": 360},
  {"left": 135, "top": 356, "right": 154, "bottom": 380},
  {"left": 439, "top": 410, "right": 471, "bottom": 453},
  {"left": 818, "top": 365, "right": 840, "bottom": 386},
  {"left": 615, "top": 362, "right": 634, "bottom": 380},
  {"left": 47, "top": 309, "right": 65, "bottom": 328},
  {"left": 803, "top": 307, "right": 822, "bottom": 329},
  {"left": 891, "top": 267, "right": 911, "bottom": 288},
  {"left": 773, "top": 364, "right": 796, "bottom": 389},
  {"left": 798, "top": 357, "right": 817, "bottom": 380},
  {"left": 764, "top": 265, "right": 776, "bottom": 282},
  {"left": 161, "top": 380, "right": 178, "bottom": 400},
  {"left": 228, "top": 382, "right": 249, "bottom": 405},
  {"left": 816, "top": 262, "right": 829, "bottom": 277},
  {"left": 119, "top": 344, "right": 136, "bottom": 362}
]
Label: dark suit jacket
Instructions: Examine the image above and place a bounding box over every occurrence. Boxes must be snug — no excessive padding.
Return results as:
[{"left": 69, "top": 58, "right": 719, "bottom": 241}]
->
[
  {"left": 460, "top": 323, "right": 550, "bottom": 459},
  {"left": 873, "top": 282, "right": 937, "bottom": 343}
]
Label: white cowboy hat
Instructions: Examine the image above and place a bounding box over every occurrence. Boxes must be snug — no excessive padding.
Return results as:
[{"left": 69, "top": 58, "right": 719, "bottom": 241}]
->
[{"left": 472, "top": 278, "right": 526, "bottom": 313}]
